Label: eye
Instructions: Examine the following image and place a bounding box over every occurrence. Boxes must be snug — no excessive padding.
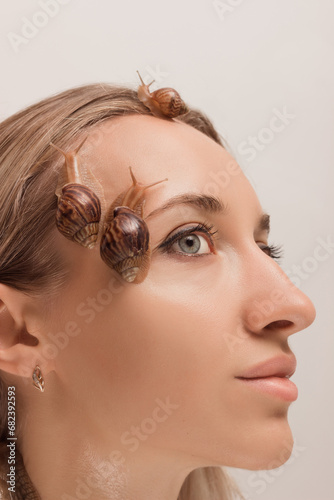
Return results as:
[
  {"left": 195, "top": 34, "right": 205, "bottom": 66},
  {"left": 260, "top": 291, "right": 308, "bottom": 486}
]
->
[
  {"left": 258, "top": 243, "right": 284, "bottom": 262},
  {"left": 158, "top": 222, "right": 218, "bottom": 256},
  {"left": 157, "top": 225, "right": 284, "bottom": 261}
]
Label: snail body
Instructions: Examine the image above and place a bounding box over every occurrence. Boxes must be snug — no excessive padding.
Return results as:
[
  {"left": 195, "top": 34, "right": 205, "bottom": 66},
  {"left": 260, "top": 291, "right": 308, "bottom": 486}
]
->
[
  {"left": 100, "top": 167, "right": 168, "bottom": 283},
  {"left": 50, "top": 136, "right": 102, "bottom": 249},
  {"left": 136, "top": 70, "right": 188, "bottom": 119}
]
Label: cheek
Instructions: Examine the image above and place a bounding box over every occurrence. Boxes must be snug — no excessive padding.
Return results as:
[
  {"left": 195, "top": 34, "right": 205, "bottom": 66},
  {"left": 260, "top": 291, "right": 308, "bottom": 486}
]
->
[
  {"left": 98, "top": 277, "right": 237, "bottom": 424},
  {"left": 57, "top": 270, "right": 294, "bottom": 467}
]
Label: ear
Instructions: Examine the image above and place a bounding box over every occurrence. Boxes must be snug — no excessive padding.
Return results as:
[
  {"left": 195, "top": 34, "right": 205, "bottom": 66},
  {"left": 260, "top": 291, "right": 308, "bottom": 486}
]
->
[{"left": 0, "top": 283, "right": 54, "bottom": 380}]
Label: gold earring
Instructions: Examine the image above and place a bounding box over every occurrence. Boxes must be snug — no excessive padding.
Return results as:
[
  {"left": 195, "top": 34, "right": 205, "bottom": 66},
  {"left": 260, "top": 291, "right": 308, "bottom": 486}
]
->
[{"left": 32, "top": 365, "right": 45, "bottom": 392}]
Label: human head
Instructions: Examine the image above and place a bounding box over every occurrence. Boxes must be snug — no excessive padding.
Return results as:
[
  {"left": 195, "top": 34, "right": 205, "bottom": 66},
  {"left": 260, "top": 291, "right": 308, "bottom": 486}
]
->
[{"left": 0, "top": 83, "right": 316, "bottom": 499}]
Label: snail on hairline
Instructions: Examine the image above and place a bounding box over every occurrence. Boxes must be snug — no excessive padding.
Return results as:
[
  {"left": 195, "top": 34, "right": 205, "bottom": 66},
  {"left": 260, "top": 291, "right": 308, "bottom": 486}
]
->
[
  {"left": 136, "top": 70, "right": 189, "bottom": 119},
  {"left": 50, "top": 135, "right": 102, "bottom": 249},
  {"left": 100, "top": 167, "right": 168, "bottom": 284}
]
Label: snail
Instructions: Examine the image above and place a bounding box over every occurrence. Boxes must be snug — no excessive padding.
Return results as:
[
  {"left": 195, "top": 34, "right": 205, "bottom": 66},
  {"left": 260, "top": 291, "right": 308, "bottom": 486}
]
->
[
  {"left": 50, "top": 135, "right": 102, "bottom": 249},
  {"left": 136, "top": 70, "right": 189, "bottom": 119},
  {"left": 100, "top": 167, "right": 168, "bottom": 284}
]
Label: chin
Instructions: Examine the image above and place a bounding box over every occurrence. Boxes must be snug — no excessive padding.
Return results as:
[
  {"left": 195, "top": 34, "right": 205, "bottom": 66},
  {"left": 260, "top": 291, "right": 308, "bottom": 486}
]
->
[
  {"left": 216, "top": 416, "right": 295, "bottom": 471},
  {"left": 246, "top": 421, "right": 295, "bottom": 471}
]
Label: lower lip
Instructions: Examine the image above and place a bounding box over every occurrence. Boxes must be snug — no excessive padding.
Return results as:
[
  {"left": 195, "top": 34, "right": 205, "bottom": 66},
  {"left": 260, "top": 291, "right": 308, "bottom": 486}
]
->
[{"left": 236, "top": 376, "right": 298, "bottom": 402}]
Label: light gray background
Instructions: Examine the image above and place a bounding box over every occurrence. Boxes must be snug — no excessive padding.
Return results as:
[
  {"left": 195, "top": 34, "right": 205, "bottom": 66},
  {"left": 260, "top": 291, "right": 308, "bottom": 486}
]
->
[{"left": 1, "top": 1, "right": 333, "bottom": 499}]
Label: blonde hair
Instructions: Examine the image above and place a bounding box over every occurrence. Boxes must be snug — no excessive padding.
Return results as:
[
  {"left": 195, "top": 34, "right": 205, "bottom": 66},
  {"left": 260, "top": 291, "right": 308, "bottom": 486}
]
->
[{"left": 0, "top": 83, "right": 244, "bottom": 499}]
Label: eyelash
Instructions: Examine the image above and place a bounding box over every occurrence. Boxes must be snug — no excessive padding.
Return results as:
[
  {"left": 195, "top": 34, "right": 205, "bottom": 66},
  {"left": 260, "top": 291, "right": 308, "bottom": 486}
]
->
[
  {"left": 258, "top": 243, "right": 284, "bottom": 261},
  {"left": 158, "top": 221, "right": 284, "bottom": 261}
]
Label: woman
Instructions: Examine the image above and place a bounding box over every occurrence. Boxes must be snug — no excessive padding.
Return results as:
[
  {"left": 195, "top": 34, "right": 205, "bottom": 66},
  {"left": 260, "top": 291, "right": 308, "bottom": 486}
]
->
[{"left": 0, "top": 79, "right": 316, "bottom": 499}]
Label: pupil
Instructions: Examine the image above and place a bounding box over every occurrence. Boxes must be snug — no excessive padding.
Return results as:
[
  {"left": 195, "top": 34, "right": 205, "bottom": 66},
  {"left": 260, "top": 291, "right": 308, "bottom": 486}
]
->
[{"left": 179, "top": 235, "right": 200, "bottom": 253}]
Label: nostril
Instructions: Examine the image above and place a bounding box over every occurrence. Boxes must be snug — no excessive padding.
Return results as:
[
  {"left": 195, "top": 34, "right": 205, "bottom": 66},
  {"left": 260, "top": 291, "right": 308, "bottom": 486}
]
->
[{"left": 265, "top": 320, "right": 293, "bottom": 330}]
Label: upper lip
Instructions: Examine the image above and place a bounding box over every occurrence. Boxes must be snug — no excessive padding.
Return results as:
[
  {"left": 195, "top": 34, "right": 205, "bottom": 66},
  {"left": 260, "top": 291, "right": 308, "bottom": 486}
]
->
[{"left": 235, "top": 354, "right": 297, "bottom": 379}]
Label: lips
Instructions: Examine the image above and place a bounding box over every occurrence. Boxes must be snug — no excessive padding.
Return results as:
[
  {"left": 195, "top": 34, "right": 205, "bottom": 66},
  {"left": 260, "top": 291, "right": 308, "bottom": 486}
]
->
[
  {"left": 235, "top": 354, "right": 298, "bottom": 401},
  {"left": 235, "top": 354, "right": 297, "bottom": 380}
]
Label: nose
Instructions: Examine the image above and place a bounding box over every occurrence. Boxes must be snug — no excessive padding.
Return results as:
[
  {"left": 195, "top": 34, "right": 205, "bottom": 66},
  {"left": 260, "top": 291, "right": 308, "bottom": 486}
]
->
[{"left": 241, "top": 247, "right": 317, "bottom": 338}]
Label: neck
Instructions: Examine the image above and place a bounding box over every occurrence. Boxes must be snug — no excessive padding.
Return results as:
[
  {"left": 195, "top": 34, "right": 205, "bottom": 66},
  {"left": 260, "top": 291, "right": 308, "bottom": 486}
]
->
[{"left": 16, "top": 379, "right": 197, "bottom": 500}]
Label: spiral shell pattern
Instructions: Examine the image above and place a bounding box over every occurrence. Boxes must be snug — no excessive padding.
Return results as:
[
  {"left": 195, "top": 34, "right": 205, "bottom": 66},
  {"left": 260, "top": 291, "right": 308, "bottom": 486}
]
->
[
  {"left": 100, "top": 206, "right": 150, "bottom": 283},
  {"left": 56, "top": 183, "right": 101, "bottom": 249},
  {"left": 152, "top": 88, "right": 189, "bottom": 118}
]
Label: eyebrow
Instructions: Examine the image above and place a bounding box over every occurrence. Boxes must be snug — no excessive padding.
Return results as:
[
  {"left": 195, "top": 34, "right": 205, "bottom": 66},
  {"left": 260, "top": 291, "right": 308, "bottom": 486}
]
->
[{"left": 146, "top": 193, "right": 270, "bottom": 234}]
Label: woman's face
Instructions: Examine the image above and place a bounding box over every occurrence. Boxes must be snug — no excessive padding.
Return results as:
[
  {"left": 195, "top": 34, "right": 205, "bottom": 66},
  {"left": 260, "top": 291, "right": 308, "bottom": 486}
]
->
[{"left": 47, "top": 114, "right": 316, "bottom": 472}]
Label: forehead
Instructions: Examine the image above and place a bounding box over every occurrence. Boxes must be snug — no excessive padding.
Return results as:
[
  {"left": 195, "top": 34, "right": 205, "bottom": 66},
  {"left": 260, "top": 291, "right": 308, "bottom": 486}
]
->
[{"left": 85, "top": 114, "right": 262, "bottom": 217}]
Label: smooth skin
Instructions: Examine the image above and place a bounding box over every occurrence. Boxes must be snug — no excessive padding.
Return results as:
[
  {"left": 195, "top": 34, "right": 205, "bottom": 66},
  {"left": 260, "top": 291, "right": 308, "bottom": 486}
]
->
[{"left": 0, "top": 115, "right": 316, "bottom": 500}]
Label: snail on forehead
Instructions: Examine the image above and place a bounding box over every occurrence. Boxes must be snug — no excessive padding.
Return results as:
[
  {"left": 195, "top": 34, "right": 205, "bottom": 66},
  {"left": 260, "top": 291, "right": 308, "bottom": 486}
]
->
[{"left": 100, "top": 167, "right": 168, "bottom": 284}]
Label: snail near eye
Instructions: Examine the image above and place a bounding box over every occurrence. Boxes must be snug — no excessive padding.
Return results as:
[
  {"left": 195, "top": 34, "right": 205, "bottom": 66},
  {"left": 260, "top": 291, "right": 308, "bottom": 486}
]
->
[
  {"left": 50, "top": 135, "right": 102, "bottom": 249},
  {"left": 100, "top": 166, "right": 168, "bottom": 284},
  {"left": 100, "top": 206, "right": 150, "bottom": 283},
  {"left": 136, "top": 70, "right": 189, "bottom": 119}
]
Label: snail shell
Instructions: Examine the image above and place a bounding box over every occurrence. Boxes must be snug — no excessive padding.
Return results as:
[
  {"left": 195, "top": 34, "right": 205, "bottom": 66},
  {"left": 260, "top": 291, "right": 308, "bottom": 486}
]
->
[
  {"left": 136, "top": 70, "right": 189, "bottom": 119},
  {"left": 150, "top": 88, "right": 189, "bottom": 118},
  {"left": 100, "top": 166, "right": 168, "bottom": 284},
  {"left": 50, "top": 135, "right": 102, "bottom": 249},
  {"left": 100, "top": 207, "right": 150, "bottom": 283},
  {"left": 56, "top": 182, "right": 101, "bottom": 249}
]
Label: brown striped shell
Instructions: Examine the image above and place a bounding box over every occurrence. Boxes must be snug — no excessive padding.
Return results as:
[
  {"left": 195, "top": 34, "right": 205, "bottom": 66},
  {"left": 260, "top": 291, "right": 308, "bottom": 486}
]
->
[
  {"left": 150, "top": 88, "right": 189, "bottom": 118},
  {"left": 56, "top": 183, "right": 101, "bottom": 249},
  {"left": 136, "top": 70, "right": 189, "bottom": 119},
  {"left": 50, "top": 135, "right": 103, "bottom": 249},
  {"left": 100, "top": 207, "right": 150, "bottom": 283},
  {"left": 100, "top": 166, "right": 168, "bottom": 284}
]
